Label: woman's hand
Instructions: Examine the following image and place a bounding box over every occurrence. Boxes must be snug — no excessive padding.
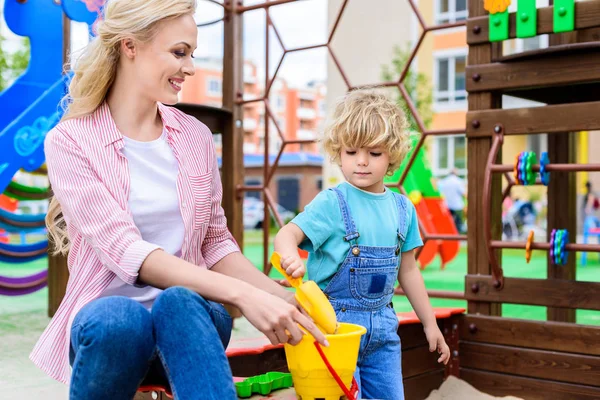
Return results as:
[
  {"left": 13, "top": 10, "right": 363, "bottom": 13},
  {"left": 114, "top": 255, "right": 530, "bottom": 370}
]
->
[
  {"left": 424, "top": 324, "right": 450, "bottom": 365},
  {"left": 239, "top": 287, "right": 328, "bottom": 347}
]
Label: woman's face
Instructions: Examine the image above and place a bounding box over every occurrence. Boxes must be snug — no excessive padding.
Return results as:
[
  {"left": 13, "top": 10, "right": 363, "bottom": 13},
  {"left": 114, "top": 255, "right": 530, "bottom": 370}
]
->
[{"left": 132, "top": 14, "right": 198, "bottom": 105}]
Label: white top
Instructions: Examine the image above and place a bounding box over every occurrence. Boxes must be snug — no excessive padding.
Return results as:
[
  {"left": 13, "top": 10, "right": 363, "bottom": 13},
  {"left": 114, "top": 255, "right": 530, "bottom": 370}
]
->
[
  {"left": 98, "top": 131, "right": 185, "bottom": 309},
  {"left": 437, "top": 174, "right": 466, "bottom": 211}
]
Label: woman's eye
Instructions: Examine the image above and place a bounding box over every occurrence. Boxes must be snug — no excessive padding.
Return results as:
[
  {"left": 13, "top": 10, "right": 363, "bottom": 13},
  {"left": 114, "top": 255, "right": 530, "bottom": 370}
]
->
[{"left": 174, "top": 51, "right": 186, "bottom": 58}]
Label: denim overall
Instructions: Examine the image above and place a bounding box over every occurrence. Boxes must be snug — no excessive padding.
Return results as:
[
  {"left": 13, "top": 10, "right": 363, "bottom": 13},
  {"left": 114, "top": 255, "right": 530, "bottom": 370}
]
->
[{"left": 324, "top": 188, "right": 409, "bottom": 400}]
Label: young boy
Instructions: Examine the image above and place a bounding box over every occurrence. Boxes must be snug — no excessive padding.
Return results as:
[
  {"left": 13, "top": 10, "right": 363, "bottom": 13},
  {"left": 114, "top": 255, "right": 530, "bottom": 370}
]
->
[{"left": 274, "top": 89, "right": 450, "bottom": 400}]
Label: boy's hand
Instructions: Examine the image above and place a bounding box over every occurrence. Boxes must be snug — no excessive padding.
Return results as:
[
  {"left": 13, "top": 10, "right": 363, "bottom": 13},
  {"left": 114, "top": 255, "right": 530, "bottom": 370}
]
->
[
  {"left": 281, "top": 255, "right": 306, "bottom": 279},
  {"left": 424, "top": 325, "right": 451, "bottom": 365}
]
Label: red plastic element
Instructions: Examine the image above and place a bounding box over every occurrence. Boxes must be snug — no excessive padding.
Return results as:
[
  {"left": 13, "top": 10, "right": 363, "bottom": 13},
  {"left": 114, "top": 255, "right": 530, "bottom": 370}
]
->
[{"left": 416, "top": 198, "right": 460, "bottom": 270}]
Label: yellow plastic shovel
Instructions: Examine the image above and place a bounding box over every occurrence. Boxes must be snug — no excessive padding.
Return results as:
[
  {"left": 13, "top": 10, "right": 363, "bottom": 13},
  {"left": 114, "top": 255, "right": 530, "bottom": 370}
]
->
[{"left": 270, "top": 252, "right": 338, "bottom": 335}]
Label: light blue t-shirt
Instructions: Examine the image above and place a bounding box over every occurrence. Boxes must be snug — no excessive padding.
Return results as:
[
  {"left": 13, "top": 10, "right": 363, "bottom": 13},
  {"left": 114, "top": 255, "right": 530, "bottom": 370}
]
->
[{"left": 291, "top": 182, "right": 423, "bottom": 289}]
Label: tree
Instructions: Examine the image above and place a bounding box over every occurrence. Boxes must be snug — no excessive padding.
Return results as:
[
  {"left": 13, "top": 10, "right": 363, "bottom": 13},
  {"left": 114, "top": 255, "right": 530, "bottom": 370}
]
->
[
  {"left": 0, "top": 33, "right": 30, "bottom": 92},
  {"left": 381, "top": 44, "right": 433, "bottom": 132}
]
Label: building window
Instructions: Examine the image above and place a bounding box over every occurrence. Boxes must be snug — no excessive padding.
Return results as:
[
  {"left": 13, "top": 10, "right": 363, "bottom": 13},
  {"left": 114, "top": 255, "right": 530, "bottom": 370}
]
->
[
  {"left": 206, "top": 77, "right": 222, "bottom": 96},
  {"left": 276, "top": 96, "right": 285, "bottom": 110},
  {"left": 434, "top": 53, "right": 467, "bottom": 107},
  {"left": 432, "top": 135, "right": 467, "bottom": 177},
  {"left": 436, "top": 0, "right": 467, "bottom": 24}
]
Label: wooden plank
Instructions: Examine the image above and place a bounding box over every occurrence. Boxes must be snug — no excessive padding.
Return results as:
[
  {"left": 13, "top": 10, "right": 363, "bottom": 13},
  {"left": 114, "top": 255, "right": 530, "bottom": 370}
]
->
[
  {"left": 466, "top": 47, "right": 600, "bottom": 93},
  {"left": 467, "top": 101, "right": 600, "bottom": 138},
  {"left": 460, "top": 342, "right": 600, "bottom": 386},
  {"left": 402, "top": 344, "right": 444, "bottom": 379},
  {"left": 466, "top": 0, "right": 502, "bottom": 317},
  {"left": 461, "top": 368, "right": 600, "bottom": 400},
  {"left": 466, "top": 1, "right": 600, "bottom": 45},
  {"left": 459, "top": 315, "right": 600, "bottom": 356},
  {"left": 465, "top": 275, "right": 600, "bottom": 310},
  {"left": 547, "top": 132, "right": 577, "bottom": 322},
  {"left": 403, "top": 370, "right": 445, "bottom": 400}
]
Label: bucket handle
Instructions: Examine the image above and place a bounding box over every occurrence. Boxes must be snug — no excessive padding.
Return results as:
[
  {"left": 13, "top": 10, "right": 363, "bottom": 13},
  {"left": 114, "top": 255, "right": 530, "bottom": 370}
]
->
[{"left": 313, "top": 341, "right": 358, "bottom": 400}]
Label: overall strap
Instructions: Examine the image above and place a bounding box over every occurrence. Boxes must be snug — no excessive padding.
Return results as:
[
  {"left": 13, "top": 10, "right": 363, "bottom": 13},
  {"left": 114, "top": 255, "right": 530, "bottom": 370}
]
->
[
  {"left": 393, "top": 192, "right": 409, "bottom": 242},
  {"left": 331, "top": 188, "right": 360, "bottom": 243}
]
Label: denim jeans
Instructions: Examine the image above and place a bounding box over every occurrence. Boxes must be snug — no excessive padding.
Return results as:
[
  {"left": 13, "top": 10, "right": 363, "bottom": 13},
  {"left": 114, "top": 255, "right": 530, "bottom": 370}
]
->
[{"left": 69, "top": 286, "right": 236, "bottom": 400}]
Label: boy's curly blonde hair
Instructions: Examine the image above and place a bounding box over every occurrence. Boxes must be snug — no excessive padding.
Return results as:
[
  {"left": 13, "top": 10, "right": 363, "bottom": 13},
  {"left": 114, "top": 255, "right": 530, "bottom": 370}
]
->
[{"left": 323, "top": 89, "right": 411, "bottom": 175}]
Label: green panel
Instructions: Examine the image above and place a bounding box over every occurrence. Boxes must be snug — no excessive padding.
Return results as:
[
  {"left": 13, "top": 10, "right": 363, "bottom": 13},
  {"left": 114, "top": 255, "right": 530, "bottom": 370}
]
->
[
  {"left": 517, "top": 0, "right": 537, "bottom": 38},
  {"left": 384, "top": 133, "right": 441, "bottom": 198},
  {"left": 489, "top": 11, "right": 509, "bottom": 42},
  {"left": 553, "top": 0, "right": 575, "bottom": 33}
]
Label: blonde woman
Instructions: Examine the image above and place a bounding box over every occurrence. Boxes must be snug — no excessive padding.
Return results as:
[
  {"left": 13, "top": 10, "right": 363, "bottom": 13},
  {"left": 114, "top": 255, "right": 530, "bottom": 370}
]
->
[
  {"left": 274, "top": 90, "right": 450, "bottom": 400},
  {"left": 30, "top": 1, "right": 326, "bottom": 399}
]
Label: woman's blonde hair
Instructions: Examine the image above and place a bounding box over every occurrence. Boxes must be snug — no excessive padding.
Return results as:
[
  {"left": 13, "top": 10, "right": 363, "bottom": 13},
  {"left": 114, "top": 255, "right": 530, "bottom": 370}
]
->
[
  {"left": 322, "top": 89, "right": 411, "bottom": 175},
  {"left": 47, "top": 0, "right": 197, "bottom": 255}
]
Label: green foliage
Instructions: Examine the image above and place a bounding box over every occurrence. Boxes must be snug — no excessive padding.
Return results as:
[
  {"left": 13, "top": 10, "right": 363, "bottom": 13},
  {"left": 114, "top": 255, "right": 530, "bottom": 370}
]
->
[
  {"left": 381, "top": 44, "right": 433, "bottom": 132},
  {"left": 0, "top": 34, "right": 31, "bottom": 92}
]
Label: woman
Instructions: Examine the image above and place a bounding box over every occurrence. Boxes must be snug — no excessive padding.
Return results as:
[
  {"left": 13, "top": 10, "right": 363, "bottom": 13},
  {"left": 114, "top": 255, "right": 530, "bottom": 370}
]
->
[{"left": 30, "top": 1, "right": 326, "bottom": 399}]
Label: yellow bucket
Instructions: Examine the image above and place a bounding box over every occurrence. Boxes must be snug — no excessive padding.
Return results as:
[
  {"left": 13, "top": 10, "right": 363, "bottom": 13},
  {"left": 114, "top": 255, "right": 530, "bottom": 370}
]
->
[{"left": 284, "top": 322, "right": 366, "bottom": 400}]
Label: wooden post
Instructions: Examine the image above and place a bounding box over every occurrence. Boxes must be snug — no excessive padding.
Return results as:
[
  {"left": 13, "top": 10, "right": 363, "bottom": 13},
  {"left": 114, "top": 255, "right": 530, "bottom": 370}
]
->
[
  {"left": 544, "top": 7, "right": 577, "bottom": 323},
  {"left": 221, "top": 1, "right": 244, "bottom": 247},
  {"left": 221, "top": 1, "right": 244, "bottom": 319},
  {"left": 546, "top": 132, "right": 577, "bottom": 324},
  {"left": 466, "top": 3, "right": 502, "bottom": 316},
  {"left": 48, "top": 13, "right": 71, "bottom": 317}
]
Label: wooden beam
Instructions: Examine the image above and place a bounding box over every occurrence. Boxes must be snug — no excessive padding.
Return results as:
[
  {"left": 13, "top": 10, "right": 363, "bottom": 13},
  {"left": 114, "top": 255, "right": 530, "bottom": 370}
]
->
[
  {"left": 466, "top": 0, "right": 502, "bottom": 317},
  {"left": 547, "top": 132, "right": 577, "bottom": 322},
  {"left": 464, "top": 275, "right": 600, "bottom": 310},
  {"left": 466, "top": 1, "right": 600, "bottom": 45},
  {"left": 460, "top": 342, "right": 600, "bottom": 386},
  {"left": 466, "top": 46, "right": 600, "bottom": 93},
  {"left": 467, "top": 101, "right": 600, "bottom": 138},
  {"left": 460, "top": 368, "right": 600, "bottom": 400},
  {"left": 48, "top": 12, "right": 72, "bottom": 318},
  {"left": 459, "top": 315, "right": 600, "bottom": 356},
  {"left": 221, "top": 2, "right": 244, "bottom": 246}
]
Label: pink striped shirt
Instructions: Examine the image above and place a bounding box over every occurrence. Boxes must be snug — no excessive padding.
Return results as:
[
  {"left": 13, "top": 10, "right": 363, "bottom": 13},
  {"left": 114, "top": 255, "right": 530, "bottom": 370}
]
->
[{"left": 30, "top": 102, "right": 239, "bottom": 384}]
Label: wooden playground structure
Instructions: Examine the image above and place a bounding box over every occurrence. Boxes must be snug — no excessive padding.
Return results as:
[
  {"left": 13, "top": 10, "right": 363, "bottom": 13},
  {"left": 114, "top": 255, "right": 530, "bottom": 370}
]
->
[{"left": 39, "top": 0, "right": 600, "bottom": 399}]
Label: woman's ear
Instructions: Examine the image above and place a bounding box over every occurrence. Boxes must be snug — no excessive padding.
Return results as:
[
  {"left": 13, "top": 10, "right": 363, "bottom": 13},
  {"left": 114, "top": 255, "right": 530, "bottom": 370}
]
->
[{"left": 120, "top": 38, "right": 137, "bottom": 59}]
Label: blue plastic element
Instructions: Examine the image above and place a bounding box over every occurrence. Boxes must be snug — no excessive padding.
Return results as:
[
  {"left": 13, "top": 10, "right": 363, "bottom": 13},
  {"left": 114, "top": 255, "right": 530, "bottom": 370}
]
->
[
  {"left": 62, "top": 0, "right": 105, "bottom": 36},
  {"left": 0, "top": 254, "right": 47, "bottom": 263},
  {"left": 0, "top": 207, "right": 46, "bottom": 224},
  {"left": 540, "top": 152, "right": 550, "bottom": 186},
  {"left": 0, "top": 0, "right": 66, "bottom": 192},
  {"left": 0, "top": 239, "right": 48, "bottom": 253}
]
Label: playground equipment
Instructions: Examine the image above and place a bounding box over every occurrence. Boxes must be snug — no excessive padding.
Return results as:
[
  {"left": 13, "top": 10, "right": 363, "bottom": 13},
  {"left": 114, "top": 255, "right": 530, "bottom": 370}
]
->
[
  {"left": 385, "top": 134, "right": 461, "bottom": 270},
  {"left": 2, "top": 0, "right": 596, "bottom": 398}
]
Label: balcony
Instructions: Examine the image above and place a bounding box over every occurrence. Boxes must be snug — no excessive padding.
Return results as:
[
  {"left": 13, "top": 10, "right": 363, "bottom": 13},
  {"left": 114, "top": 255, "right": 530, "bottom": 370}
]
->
[
  {"left": 243, "top": 118, "right": 258, "bottom": 131},
  {"left": 297, "top": 107, "right": 316, "bottom": 120},
  {"left": 296, "top": 129, "right": 316, "bottom": 141}
]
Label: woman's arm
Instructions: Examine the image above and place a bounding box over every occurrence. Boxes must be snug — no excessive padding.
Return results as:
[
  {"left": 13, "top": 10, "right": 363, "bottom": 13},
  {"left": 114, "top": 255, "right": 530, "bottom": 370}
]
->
[
  {"left": 139, "top": 249, "right": 327, "bottom": 346},
  {"left": 45, "top": 127, "right": 161, "bottom": 285}
]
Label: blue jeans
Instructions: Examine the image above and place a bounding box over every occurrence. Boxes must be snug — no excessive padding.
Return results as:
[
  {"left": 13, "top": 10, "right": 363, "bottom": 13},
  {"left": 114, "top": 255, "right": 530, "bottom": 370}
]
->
[{"left": 69, "top": 286, "right": 236, "bottom": 400}]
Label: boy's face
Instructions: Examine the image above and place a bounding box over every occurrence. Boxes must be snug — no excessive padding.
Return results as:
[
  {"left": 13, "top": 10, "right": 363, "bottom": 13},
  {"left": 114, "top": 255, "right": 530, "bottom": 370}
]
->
[{"left": 340, "top": 146, "right": 390, "bottom": 193}]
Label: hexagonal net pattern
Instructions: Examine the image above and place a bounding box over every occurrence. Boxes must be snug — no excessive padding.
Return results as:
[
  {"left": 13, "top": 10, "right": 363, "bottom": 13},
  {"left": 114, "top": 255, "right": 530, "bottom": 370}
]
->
[{"left": 232, "top": 0, "right": 467, "bottom": 278}]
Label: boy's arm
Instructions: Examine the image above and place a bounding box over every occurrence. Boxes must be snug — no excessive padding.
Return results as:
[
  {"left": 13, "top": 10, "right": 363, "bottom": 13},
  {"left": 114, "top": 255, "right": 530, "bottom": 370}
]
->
[
  {"left": 274, "top": 223, "right": 306, "bottom": 260},
  {"left": 397, "top": 250, "right": 437, "bottom": 329}
]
